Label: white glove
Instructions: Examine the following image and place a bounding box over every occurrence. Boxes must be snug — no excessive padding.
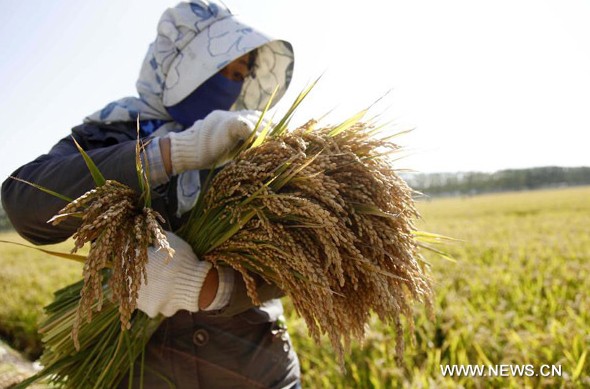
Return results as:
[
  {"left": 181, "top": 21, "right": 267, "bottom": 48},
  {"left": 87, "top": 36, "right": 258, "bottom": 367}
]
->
[
  {"left": 167, "top": 110, "right": 264, "bottom": 174},
  {"left": 136, "top": 231, "right": 234, "bottom": 318}
]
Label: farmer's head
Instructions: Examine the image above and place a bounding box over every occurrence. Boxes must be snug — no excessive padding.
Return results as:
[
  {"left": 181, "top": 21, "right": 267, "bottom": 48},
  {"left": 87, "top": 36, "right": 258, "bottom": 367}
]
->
[
  {"left": 219, "top": 51, "right": 258, "bottom": 83},
  {"left": 165, "top": 51, "right": 259, "bottom": 126},
  {"left": 136, "top": 1, "right": 294, "bottom": 125}
]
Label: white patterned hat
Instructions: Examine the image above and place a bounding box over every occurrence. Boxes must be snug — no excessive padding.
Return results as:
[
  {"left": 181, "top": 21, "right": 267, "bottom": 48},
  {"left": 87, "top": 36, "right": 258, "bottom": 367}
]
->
[
  {"left": 143, "top": 1, "right": 294, "bottom": 110},
  {"left": 87, "top": 1, "right": 293, "bottom": 124}
]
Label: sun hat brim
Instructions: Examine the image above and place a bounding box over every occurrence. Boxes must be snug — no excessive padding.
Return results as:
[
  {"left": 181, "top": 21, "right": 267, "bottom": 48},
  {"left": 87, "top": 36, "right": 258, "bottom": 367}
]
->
[{"left": 163, "top": 15, "right": 294, "bottom": 110}]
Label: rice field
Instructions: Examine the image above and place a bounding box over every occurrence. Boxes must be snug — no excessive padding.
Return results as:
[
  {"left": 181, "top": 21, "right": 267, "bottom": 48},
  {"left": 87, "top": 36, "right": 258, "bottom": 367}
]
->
[
  {"left": 290, "top": 186, "right": 590, "bottom": 388},
  {"left": 0, "top": 186, "right": 588, "bottom": 388}
]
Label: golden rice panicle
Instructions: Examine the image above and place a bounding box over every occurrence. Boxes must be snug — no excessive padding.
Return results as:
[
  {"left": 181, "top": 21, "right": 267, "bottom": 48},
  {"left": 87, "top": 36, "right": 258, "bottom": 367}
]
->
[
  {"left": 53, "top": 180, "right": 171, "bottom": 347},
  {"left": 200, "top": 120, "right": 433, "bottom": 365}
]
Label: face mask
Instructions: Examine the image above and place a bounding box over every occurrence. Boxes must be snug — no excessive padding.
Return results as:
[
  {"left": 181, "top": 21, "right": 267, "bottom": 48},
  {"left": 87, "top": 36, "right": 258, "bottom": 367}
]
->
[{"left": 165, "top": 73, "right": 244, "bottom": 127}]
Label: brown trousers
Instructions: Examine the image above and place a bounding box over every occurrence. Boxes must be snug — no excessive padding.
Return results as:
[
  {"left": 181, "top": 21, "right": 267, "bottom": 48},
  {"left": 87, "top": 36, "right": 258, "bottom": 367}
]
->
[{"left": 118, "top": 309, "right": 300, "bottom": 389}]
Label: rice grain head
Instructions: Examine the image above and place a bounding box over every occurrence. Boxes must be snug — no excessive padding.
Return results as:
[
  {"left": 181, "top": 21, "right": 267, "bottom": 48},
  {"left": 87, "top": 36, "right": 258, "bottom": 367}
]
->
[{"left": 52, "top": 180, "right": 172, "bottom": 348}]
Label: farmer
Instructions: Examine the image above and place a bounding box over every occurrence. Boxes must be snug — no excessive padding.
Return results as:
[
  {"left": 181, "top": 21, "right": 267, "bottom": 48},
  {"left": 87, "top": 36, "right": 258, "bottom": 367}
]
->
[{"left": 1, "top": 1, "right": 300, "bottom": 388}]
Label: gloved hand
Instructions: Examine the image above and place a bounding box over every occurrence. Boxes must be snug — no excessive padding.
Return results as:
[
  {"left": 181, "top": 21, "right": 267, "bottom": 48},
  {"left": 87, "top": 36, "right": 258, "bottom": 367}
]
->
[
  {"left": 136, "top": 231, "right": 234, "bottom": 318},
  {"left": 166, "top": 109, "right": 265, "bottom": 174}
]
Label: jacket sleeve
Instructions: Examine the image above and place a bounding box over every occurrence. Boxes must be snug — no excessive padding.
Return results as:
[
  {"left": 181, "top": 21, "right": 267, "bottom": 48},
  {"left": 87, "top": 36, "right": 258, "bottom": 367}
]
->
[{"left": 1, "top": 128, "right": 143, "bottom": 245}]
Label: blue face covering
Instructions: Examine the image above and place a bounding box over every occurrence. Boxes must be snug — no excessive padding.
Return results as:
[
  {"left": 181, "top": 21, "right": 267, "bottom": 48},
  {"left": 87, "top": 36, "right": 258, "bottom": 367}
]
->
[{"left": 165, "top": 73, "right": 244, "bottom": 127}]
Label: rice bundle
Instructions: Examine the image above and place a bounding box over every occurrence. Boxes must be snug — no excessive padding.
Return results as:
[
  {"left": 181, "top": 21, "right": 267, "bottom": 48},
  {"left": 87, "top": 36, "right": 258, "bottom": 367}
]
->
[
  {"left": 180, "top": 119, "right": 433, "bottom": 363},
  {"left": 15, "top": 104, "right": 435, "bottom": 387},
  {"left": 49, "top": 179, "right": 173, "bottom": 348},
  {"left": 14, "top": 142, "right": 174, "bottom": 388}
]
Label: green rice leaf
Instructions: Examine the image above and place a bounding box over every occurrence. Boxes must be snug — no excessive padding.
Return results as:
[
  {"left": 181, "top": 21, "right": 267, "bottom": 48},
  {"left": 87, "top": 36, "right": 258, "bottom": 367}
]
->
[
  {"left": 135, "top": 117, "right": 152, "bottom": 208},
  {"left": 413, "top": 230, "right": 462, "bottom": 243},
  {"left": 251, "top": 116, "right": 273, "bottom": 149},
  {"left": 71, "top": 136, "right": 106, "bottom": 187},
  {"left": 270, "top": 76, "right": 320, "bottom": 137},
  {"left": 208, "top": 210, "right": 257, "bottom": 251},
  {"left": 271, "top": 151, "right": 322, "bottom": 191},
  {"left": 417, "top": 242, "right": 456, "bottom": 262},
  {"left": 328, "top": 108, "right": 367, "bottom": 137},
  {"left": 377, "top": 127, "right": 415, "bottom": 141},
  {"left": 0, "top": 239, "right": 86, "bottom": 263},
  {"left": 47, "top": 212, "right": 84, "bottom": 224},
  {"left": 572, "top": 350, "right": 587, "bottom": 381},
  {"left": 352, "top": 203, "right": 401, "bottom": 219},
  {"left": 239, "top": 85, "right": 279, "bottom": 153},
  {"left": 413, "top": 231, "right": 458, "bottom": 262},
  {"left": 9, "top": 176, "right": 73, "bottom": 203}
]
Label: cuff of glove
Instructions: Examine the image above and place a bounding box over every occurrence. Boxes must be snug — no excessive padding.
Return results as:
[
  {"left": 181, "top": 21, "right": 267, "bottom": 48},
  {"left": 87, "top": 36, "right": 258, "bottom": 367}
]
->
[
  {"left": 202, "top": 266, "right": 235, "bottom": 311},
  {"left": 143, "top": 137, "right": 170, "bottom": 186},
  {"left": 168, "top": 128, "right": 197, "bottom": 175}
]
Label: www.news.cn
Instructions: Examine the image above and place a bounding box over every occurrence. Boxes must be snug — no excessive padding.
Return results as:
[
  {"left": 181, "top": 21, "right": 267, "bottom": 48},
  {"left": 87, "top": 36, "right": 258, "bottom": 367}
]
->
[{"left": 440, "top": 364, "right": 562, "bottom": 378}]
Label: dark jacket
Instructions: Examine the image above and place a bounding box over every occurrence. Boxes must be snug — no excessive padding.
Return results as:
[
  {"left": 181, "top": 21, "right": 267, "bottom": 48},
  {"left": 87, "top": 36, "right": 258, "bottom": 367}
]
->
[
  {"left": 2, "top": 122, "right": 148, "bottom": 244},
  {"left": 1, "top": 121, "right": 300, "bottom": 388}
]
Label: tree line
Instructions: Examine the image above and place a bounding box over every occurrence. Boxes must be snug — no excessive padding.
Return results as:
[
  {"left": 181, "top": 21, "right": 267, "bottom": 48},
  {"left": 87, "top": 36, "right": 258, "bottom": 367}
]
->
[
  {"left": 1, "top": 166, "right": 589, "bottom": 230},
  {"left": 403, "top": 166, "right": 590, "bottom": 197}
]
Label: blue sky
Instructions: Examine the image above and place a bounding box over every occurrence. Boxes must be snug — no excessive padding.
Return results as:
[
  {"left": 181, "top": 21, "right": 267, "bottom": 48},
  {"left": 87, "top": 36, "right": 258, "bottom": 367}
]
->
[{"left": 1, "top": 0, "right": 589, "bottom": 182}]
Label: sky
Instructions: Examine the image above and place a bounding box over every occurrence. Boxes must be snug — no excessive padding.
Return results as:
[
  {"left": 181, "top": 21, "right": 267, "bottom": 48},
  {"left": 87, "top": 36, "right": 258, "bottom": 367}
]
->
[{"left": 0, "top": 0, "right": 589, "bottom": 183}]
